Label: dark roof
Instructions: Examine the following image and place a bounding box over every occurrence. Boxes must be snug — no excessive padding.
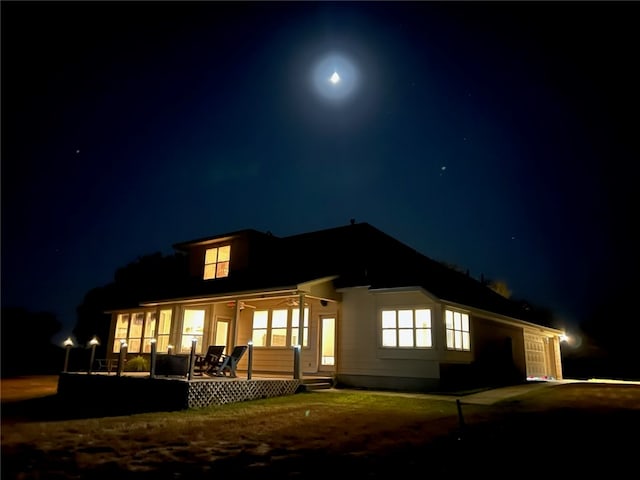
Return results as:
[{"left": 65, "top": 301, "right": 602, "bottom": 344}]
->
[{"left": 164, "top": 221, "right": 542, "bottom": 323}]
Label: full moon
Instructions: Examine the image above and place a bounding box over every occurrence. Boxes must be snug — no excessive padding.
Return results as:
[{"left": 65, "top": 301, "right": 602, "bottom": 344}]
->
[{"left": 310, "top": 52, "right": 359, "bottom": 103}]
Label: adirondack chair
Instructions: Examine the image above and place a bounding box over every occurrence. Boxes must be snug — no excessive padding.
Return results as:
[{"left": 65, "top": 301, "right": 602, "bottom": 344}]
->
[
  {"left": 193, "top": 345, "right": 225, "bottom": 376},
  {"left": 211, "top": 345, "right": 248, "bottom": 378}
]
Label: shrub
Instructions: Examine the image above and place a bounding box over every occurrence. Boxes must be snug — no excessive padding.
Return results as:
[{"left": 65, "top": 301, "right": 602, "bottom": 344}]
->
[{"left": 124, "top": 355, "right": 149, "bottom": 372}]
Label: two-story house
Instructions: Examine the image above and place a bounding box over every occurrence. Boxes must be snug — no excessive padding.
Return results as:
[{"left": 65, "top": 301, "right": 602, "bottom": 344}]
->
[{"left": 105, "top": 221, "right": 564, "bottom": 392}]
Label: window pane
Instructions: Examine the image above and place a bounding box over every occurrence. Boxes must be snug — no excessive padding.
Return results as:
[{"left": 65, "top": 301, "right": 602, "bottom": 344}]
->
[
  {"left": 253, "top": 311, "right": 268, "bottom": 329},
  {"left": 183, "top": 310, "right": 205, "bottom": 335},
  {"left": 128, "top": 339, "right": 141, "bottom": 353},
  {"left": 144, "top": 312, "right": 157, "bottom": 336},
  {"left": 382, "top": 329, "right": 397, "bottom": 347},
  {"left": 415, "top": 309, "right": 431, "bottom": 328},
  {"left": 445, "top": 310, "right": 453, "bottom": 328},
  {"left": 453, "top": 312, "right": 461, "bottom": 330},
  {"left": 158, "top": 310, "right": 172, "bottom": 334},
  {"left": 271, "top": 329, "right": 287, "bottom": 346},
  {"left": 462, "top": 332, "right": 470, "bottom": 350},
  {"left": 382, "top": 310, "right": 396, "bottom": 328},
  {"left": 130, "top": 313, "right": 144, "bottom": 338},
  {"left": 446, "top": 329, "right": 454, "bottom": 349},
  {"left": 116, "top": 314, "right": 129, "bottom": 338},
  {"left": 398, "top": 329, "right": 413, "bottom": 347},
  {"left": 272, "top": 309, "right": 288, "bottom": 328},
  {"left": 416, "top": 329, "right": 432, "bottom": 347},
  {"left": 205, "top": 248, "right": 218, "bottom": 264},
  {"left": 462, "top": 313, "right": 469, "bottom": 331},
  {"left": 216, "top": 261, "right": 229, "bottom": 278},
  {"left": 218, "top": 245, "right": 230, "bottom": 262},
  {"left": 398, "top": 310, "right": 413, "bottom": 328},
  {"left": 203, "top": 264, "right": 215, "bottom": 280},
  {"left": 253, "top": 329, "right": 267, "bottom": 347}
]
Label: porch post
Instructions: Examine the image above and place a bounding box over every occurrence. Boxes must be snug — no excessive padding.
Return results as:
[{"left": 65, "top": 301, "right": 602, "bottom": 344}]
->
[
  {"left": 88, "top": 336, "right": 99, "bottom": 374},
  {"left": 149, "top": 339, "right": 157, "bottom": 378},
  {"left": 230, "top": 298, "right": 241, "bottom": 349},
  {"left": 117, "top": 341, "right": 127, "bottom": 377},
  {"left": 293, "top": 345, "right": 302, "bottom": 379},
  {"left": 297, "top": 293, "right": 306, "bottom": 379},
  {"left": 188, "top": 338, "right": 197, "bottom": 380}
]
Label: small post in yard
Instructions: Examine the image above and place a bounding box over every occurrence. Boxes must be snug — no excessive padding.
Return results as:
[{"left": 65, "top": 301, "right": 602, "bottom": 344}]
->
[
  {"left": 62, "top": 337, "right": 74, "bottom": 373},
  {"left": 188, "top": 338, "right": 197, "bottom": 380},
  {"left": 293, "top": 344, "right": 302, "bottom": 380},
  {"left": 117, "top": 341, "right": 127, "bottom": 377},
  {"left": 88, "top": 336, "right": 99, "bottom": 374},
  {"left": 149, "top": 339, "right": 157, "bottom": 378},
  {"left": 456, "top": 399, "right": 466, "bottom": 441},
  {"left": 247, "top": 340, "right": 253, "bottom": 380}
]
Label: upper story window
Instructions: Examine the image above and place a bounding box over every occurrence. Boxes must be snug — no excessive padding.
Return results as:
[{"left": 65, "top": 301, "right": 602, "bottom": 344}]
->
[
  {"left": 381, "top": 308, "right": 432, "bottom": 348},
  {"left": 445, "top": 309, "right": 470, "bottom": 351},
  {"left": 203, "top": 245, "right": 230, "bottom": 280}
]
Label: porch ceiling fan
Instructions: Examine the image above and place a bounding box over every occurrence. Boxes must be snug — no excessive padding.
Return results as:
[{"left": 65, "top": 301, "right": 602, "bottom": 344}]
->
[
  {"left": 277, "top": 298, "right": 308, "bottom": 308},
  {"left": 226, "top": 301, "right": 256, "bottom": 310}
]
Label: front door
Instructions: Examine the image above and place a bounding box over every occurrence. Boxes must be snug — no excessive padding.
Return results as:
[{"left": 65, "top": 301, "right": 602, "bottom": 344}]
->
[
  {"left": 319, "top": 315, "right": 335, "bottom": 372},
  {"left": 215, "top": 316, "right": 231, "bottom": 354}
]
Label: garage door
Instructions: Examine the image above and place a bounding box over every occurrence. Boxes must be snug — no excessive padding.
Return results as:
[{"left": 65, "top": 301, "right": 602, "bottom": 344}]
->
[{"left": 524, "top": 333, "right": 547, "bottom": 378}]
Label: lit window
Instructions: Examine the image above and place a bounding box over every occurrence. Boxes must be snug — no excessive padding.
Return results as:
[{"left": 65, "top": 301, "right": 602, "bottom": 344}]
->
[
  {"left": 381, "top": 308, "right": 432, "bottom": 348},
  {"left": 142, "top": 311, "right": 157, "bottom": 353},
  {"left": 113, "top": 310, "right": 172, "bottom": 354},
  {"left": 251, "top": 307, "right": 310, "bottom": 348},
  {"left": 113, "top": 313, "right": 130, "bottom": 353},
  {"left": 203, "top": 245, "right": 231, "bottom": 280},
  {"left": 271, "top": 309, "right": 288, "bottom": 347},
  {"left": 445, "top": 310, "right": 470, "bottom": 351},
  {"left": 156, "top": 309, "right": 172, "bottom": 353},
  {"left": 181, "top": 309, "right": 205, "bottom": 353},
  {"left": 291, "top": 307, "right": 309, "bottom": 347},
  {"left": 252, "top": 310, "right": 269, "bottom": 347}
]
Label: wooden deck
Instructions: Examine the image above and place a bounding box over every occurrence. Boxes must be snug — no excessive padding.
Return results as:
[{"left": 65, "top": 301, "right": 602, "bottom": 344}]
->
[{"left": 56, "top": 371, "right": 333, "bottom": 415}]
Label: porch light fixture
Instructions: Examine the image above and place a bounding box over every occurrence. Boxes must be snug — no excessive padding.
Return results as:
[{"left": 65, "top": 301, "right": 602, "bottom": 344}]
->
[
  {"left": 560, "top": 333, "right": 569, "bottom": 343},
  {"left": 62, "top": 337, "right": 74, "bottom": 373}
]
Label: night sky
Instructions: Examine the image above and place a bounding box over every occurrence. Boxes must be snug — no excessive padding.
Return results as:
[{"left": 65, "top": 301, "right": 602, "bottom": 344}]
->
[{"left": 2, "top": 1, "right": 639, "bottom": 345}]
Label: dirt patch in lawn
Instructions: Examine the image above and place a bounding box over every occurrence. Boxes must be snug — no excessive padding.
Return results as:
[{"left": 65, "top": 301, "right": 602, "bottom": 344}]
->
[{"left": 2, "top": 376, "right": 639, "bottom": 479}]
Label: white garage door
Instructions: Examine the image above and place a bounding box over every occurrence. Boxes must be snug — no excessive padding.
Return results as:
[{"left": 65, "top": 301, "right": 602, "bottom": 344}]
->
[{"left": 524, "top": 333, "right": 547, "bottom": 379}]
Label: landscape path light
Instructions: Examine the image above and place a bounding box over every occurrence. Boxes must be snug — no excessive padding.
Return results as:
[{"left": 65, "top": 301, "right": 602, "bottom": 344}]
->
[
  {"left": 88, "top": 336, "right": 100, "bottom": 374},
  {"left": 62, "top": 337, "right": 74, "bottom": 373}
]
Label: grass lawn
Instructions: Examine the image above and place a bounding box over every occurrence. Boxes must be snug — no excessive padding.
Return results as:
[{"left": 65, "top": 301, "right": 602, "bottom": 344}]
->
[{"left": 2, "top": 376, "right": 639, "bottom": 479}]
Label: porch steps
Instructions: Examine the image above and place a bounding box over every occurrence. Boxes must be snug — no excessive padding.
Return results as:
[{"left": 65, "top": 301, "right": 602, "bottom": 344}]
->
[{"left": 301, "top": 376, "right": 335, "bottom": 392}]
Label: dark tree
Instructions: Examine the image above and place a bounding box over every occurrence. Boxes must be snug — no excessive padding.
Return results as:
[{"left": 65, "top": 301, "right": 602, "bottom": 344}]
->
[
  {"left": 73, "top": 251, "right": 189, "bottom": 358},
  {"left": 1, "top": 307, "right": 62, "bottom": 376}
]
